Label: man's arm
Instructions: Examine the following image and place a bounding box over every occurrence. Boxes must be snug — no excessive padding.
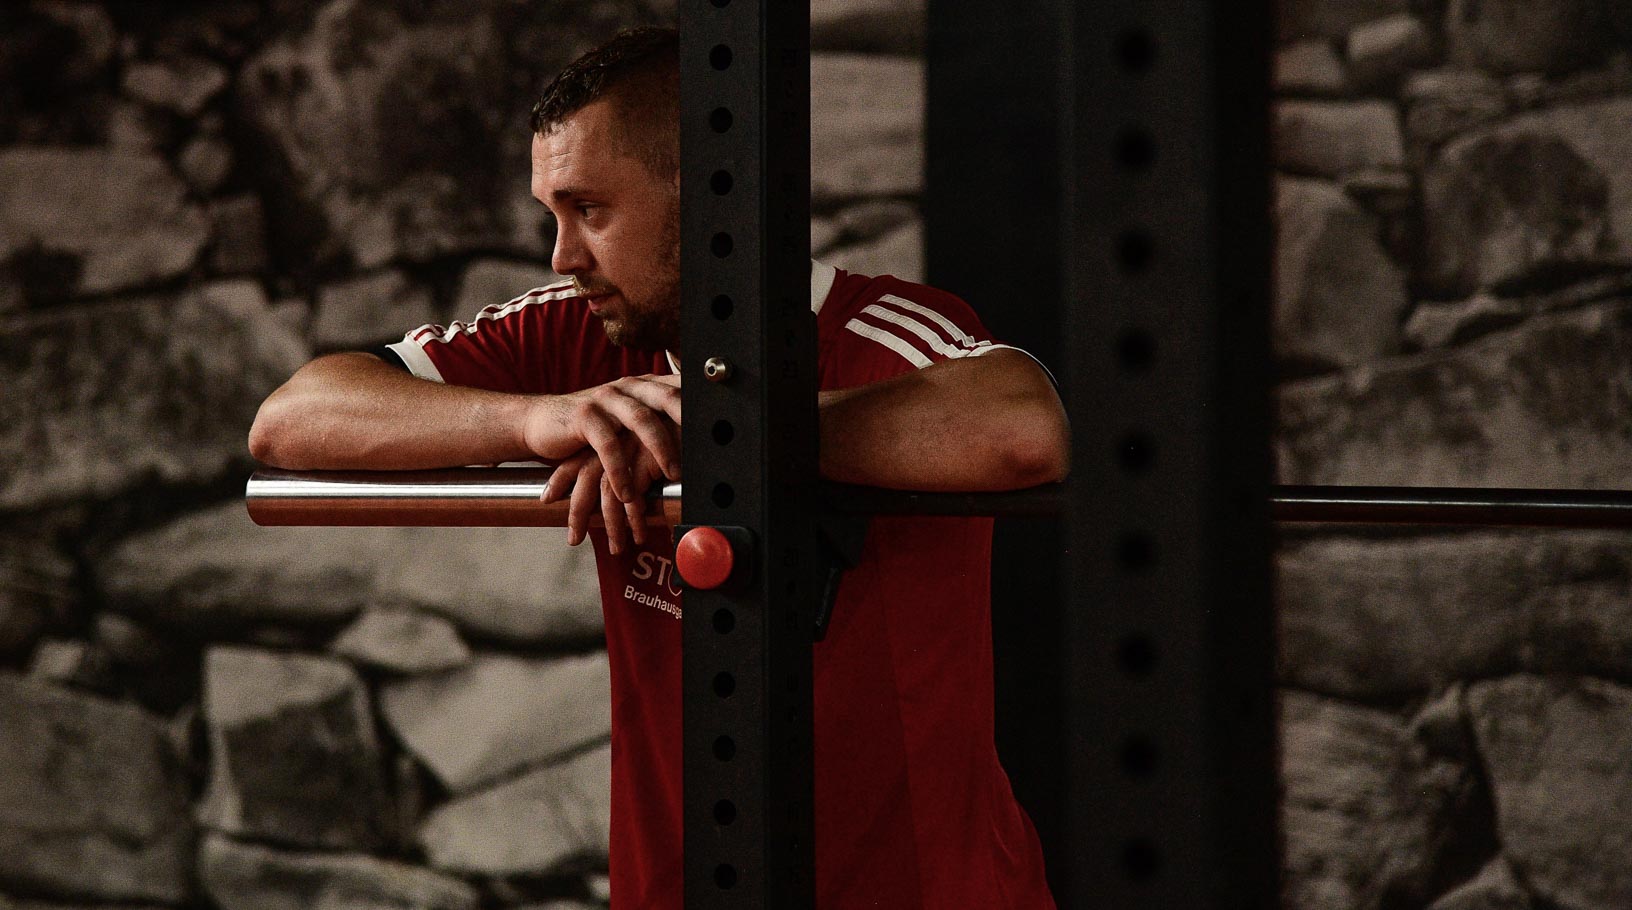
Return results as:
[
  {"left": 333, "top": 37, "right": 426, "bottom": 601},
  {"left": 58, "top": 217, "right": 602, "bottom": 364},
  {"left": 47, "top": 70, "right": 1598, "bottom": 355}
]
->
[
  {"left": 818, "top": 348, "right": 1069, "bottom": 491},
  {"left": 248, "top": 352, "right": 682, "bottom": 502}
]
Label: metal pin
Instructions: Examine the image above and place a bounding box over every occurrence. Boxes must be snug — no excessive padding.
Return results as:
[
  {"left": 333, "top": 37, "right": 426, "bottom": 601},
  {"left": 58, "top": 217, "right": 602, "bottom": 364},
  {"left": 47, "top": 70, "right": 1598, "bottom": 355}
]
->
[{"left": 704, "top": 357, "right": 734, "bottom": 382}]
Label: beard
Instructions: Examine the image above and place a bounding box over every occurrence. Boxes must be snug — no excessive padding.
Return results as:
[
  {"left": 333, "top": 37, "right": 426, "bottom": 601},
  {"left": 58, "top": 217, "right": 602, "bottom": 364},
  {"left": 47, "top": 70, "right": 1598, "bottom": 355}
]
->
[{"left": 586, "top": 210, "right": 681, "bottom": 351}]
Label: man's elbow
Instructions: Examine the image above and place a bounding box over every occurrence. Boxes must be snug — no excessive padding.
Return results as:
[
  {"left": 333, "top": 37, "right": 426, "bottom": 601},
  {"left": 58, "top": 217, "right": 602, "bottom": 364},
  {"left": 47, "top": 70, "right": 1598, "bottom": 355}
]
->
[
  {"left": 999, "top": 407, "right": 1071, "bottom": 488},
  {"left": 247, "top": 393, "right": 306, "bottom": 469}
]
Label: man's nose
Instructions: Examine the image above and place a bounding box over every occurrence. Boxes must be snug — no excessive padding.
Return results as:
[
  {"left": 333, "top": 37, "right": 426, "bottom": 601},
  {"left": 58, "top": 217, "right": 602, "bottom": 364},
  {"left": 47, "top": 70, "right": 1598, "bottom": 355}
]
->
[{"left": 552, "top": 223, "right": 591, "bottom": 275}]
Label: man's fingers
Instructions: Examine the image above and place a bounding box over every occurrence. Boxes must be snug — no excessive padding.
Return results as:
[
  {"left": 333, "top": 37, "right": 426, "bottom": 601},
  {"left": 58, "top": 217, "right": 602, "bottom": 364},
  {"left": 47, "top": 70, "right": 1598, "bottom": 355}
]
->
[
  {"left": 600, "top": 472, "right": 627, "bottom": 554},
  {"left": 624, "top": 487, "right": 648, "bottom": 548},
  {"left": 542, "top": 454, "right": 586, "bottom": 503},
  {"left": 575, "top": 407, "right": 637, "bottom": 502},
  {"left": 597, "top": 395, "right": 680, "bottom": 483},
  {"left": 567, "top": 459, "right": 604, "bottom": 547}
]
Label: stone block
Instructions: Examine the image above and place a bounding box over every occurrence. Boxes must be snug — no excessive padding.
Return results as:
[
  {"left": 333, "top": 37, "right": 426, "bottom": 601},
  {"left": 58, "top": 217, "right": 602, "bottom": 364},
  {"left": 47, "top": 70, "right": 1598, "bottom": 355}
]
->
[
  {"left": 1281, "top": 690, "right": 1476, "bottom": 910},
  {"left": 99, "top": 500, "right": 603, "bottom": 644},
  {"left": 1423, "top": 97, "right": 1632, "bottom": 298},
  {"left": 419, "top": 742, "right": 611, "bottom": 876},
  {"left": 811, "top": 0, "right": 925, "bottom": 54},
  {"left": 0, "top": 534, "right": 74, "bottom": 661},
  {"left": 823, "top": 220, "right": 923, "bottom": 284},
  {"left": 1346, "top": 14, "right": 1437, "bottom": 91},
  {"left": 235, "top": 1, "right": 645, "bottom": 267},
  {"left": 179, "top": 135, "right": 234, "bottom": 194},
  {"left": 200, "top": 646, "right": 394, "bottom": 851},
  {"left": 812, "top": 54, "right": 922, "bottom": 205},
  {"left": 311, "top": 269, "right": 437, "bottom": 350},
  {"left": 0, "top": 675, "right": 191, "bottom": 904},
  {"left": 1280, "top": 0, "right": 1408, "bottom": 41},
  {"left": 207, "top": 195, "right": 270, "bottom": 276},
  {"left": 1446, "top": 0, "right": 1612, "bottom": 75},
  {"left": 1275, "top": 40, "right": 1350, "bottom": 97},
  {"left": 832, "top": 199, "right": 918, "bottom": 243},
  {"left": 1277, "top": 298, "right": 1632, "bottom": 488},
  {"left": 1428, "top": 858, "right": 1536, "bottom": 910},
  {"left": 1468, "top": 675, "right": 1632, "bottom": 909},
  {"left": 329, "top": 606, "right": 471, "bottom": 675},
  {"left": 0, "top": 281, "right": 308, "bottom": 511},
  {"left": 198, "top": 831, "right": 478, "bottom": 910},
  {"left": 454, "top": 259, "right": 566, "bottom": 320},
  {"left": 1275, "top": 176, "right": 1408, "bottom": 368},
  {"left": 1403, "top": 293, "right": 1527, "bottom": 349},
  {"left": 1402, "top": 69, "right": 1509, "bottom": 153},
  {"left": 382, "top": 651, "right": 611, "bottom": 794},
  {"left": 1275, "top": 100, "right": 1405, "bottom": 178},
  {"left": 0, "top": 148, "right": 208, "bottom": 297},
  {"left": 1279, "top": 529, "right": 1632, "bottom": 699},
  {"left": 26, "top": 639, "right": 115, "bottom": 695},
  {"left": 122, "top": 57, "right": 229, "bottom": 116}
]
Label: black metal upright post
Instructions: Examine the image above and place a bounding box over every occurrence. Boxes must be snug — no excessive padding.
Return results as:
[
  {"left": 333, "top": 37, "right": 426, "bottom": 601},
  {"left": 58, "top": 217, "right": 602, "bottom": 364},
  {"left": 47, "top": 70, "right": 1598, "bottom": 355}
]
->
[
  {"left": 678, "top": 2, "right": 817, "bottom": 907},
  {"left": 1061, "top": 1, "right": 1279, "bottom": 908},
  {"left": 924, "top": 1, "right": 1067, "bottom": 888}
]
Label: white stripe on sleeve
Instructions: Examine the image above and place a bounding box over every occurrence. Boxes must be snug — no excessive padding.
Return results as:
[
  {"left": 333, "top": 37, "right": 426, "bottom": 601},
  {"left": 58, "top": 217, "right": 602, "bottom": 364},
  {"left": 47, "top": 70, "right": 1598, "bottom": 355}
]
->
[
  {"left": 385, "top": 338, "right": 446, "bottom": 382},
  {"left": 843, "top": 318, "right": 933, "bottom": 368},
  {"left": 857, "top": 304, "right": 972, "bottom": 360},
  {"left": 877, "top": 294, "right": 979, "bottom": 347}
]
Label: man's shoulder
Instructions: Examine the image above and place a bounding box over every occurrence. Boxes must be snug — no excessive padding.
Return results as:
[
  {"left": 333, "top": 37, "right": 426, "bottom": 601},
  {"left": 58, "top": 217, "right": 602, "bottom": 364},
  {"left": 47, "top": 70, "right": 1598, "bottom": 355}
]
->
[{"left": 817, "top": 265, "right": 968, "bottom": 328}]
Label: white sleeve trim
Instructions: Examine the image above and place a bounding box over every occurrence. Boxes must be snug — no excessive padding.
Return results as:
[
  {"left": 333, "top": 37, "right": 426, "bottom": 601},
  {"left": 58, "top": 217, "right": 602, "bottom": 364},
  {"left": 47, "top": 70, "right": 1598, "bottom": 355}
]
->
[
  {"left": 971, "top": 343, "right": 1061, "bottom": 388},
  {"left": 811, "top": 260, "right": 838, "bottom": 314},
  {"left": 858, "top": 304, "right": 973, "bottom": 360},
  {"left": 878, "top": 293, "right": 979, "bottom": 347},
  {"left": 385, "top": 338, "right": 446, "bottom": 383},
  {"left": 843, "top": 318, "right": 933, "bottom": 368}
]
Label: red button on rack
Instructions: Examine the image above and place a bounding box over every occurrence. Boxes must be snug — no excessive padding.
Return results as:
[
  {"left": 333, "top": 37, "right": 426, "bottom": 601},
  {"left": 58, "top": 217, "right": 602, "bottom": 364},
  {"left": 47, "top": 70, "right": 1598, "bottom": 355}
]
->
[{"left": 676, "top": 526, "right": 735, "bottom": 590}]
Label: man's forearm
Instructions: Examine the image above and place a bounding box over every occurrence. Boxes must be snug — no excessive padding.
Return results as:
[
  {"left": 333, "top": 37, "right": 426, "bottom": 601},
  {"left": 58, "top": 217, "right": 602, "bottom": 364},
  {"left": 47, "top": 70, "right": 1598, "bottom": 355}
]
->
[
  {"left": 818, "top": 349, "right": 1070, "bottom": 491},
  {"left": 249, "top": 353, "right": 544, "bottom": 470}
]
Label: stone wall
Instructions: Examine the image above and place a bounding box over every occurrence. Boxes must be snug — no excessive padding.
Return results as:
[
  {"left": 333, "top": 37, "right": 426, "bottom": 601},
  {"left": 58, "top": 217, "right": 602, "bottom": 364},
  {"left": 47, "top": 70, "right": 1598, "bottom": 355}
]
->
[
  {"left": 7, "top": 0, "right": 1630, "bottom": 906},
  {"left": 1275, "top": 1, "right": 1632, "bottom": 908},
  {"left": 0, "top": 1, "right": 925, "bottom": 907}
]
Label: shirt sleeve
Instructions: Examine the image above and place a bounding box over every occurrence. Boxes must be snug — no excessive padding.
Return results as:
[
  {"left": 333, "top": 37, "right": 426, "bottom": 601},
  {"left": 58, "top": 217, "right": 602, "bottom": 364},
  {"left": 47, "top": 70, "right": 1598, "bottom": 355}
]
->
[
  {"left": 382, "top": 282, "right": 577, "bottom": 394},
  {"left": 824, "top": 277, "right": 1054, "bottom": 389}
]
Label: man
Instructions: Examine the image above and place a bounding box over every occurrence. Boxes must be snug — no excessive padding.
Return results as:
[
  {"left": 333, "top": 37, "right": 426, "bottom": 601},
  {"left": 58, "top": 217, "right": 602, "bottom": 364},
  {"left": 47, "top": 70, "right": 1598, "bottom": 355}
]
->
[{"left": 251, "top": 26, "right": 1066, "bottom": 909}]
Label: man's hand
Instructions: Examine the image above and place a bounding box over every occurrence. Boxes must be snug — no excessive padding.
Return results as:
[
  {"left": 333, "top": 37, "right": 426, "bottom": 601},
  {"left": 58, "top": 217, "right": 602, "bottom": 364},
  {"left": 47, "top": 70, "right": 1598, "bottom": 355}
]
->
[
  {"left": 543, "top": 432, "right": 671, "bottom": 554},
  {"left": 523, "top": 373, "right": 682, "bottom": 504}
]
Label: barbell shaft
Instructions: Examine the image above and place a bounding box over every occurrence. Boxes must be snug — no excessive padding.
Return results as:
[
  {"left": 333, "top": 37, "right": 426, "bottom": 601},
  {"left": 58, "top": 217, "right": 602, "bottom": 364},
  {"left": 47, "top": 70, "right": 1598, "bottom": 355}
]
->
[{"left": 246, "top": 470, "right": 1632, "bottom": 529}]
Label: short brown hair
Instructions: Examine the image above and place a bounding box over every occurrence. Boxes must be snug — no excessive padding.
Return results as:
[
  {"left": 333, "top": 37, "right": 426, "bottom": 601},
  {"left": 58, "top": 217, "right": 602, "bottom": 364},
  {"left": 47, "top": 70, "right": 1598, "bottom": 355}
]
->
[{"left": 530, "top": 26, "right": 679, "bottom": 178}]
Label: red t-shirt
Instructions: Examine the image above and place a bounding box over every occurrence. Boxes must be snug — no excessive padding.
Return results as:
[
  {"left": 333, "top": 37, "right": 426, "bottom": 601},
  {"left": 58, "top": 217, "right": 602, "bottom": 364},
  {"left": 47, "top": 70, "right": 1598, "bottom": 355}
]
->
[{"left": 385, "top": 262, "right": 1054, "bottom": 909}]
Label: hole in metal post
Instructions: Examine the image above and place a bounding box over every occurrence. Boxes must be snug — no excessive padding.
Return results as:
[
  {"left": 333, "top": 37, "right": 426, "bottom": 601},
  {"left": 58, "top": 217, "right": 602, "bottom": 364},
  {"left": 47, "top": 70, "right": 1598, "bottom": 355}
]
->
[
  {"left": 714, "top": 799, "right": 737, "bottom": 825},
  {"left": 1116, "top": 28, "right": 1157, "bottom": 72},
  {"left": 713, "top": 735, "right": 735, "bottom": 761},
  {"left": 712, "top": 483, "right": 735, "bottom": 507},
  {"left": 1121, "top": 838, "right": 1161, "bottom": 881},
  {"left": 715, "top": 864, "right": 738, "bottom": 889},
  {"left": 1116, "top": 634, "right": 1158, "bottom": 676},
  {"left": 1116, "top": 329, "right": 1156, "bottom": 372},
  {"left": 712, "top": 294, "right": 733, "bottom": 320},
  {"left": 710, "top": 44, "right": 732, "bottom": 70},
  {"left": 1117, "top": 532, "right": 1155, "bottom": 571},
  {"left": 710, "top": 107, "right": 733, "bottom": 132},
  {"left": 713, "top": 608, "right": 735, "bottom": 634},
  {"left": 713, "top": 419, "right": 735, "bottom": 445},
  {"left": 1116, "top": 229, "right": 1154, "bottom": 274},
  {"left": 713, "top": 671, "right": 736, "bottom": 698},
  {"left": 711, "top": 232, "right": 734, "bottom": 258},
  {"left": 711, "top": 170, "right": 733, "bottom": 195},
  {"left": 1115, "top": 127, "right": 1156, "bottom": 171},
  {"left": 1120, "top": 735, "right": 1159, "bottom": 778}
]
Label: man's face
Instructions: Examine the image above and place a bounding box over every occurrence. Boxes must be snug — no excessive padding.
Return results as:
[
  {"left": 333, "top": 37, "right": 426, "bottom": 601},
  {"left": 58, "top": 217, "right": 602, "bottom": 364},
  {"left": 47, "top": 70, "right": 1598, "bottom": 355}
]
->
[{"left": 532, "top": 98, "right": 681, "bottom": 351}]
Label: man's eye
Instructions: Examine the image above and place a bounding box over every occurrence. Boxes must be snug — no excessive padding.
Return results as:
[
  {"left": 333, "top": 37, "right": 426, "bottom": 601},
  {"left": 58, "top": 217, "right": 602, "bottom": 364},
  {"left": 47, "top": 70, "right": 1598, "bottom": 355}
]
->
[{"left": 578, "top": 204, "right": 599, "bottom": 217}]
